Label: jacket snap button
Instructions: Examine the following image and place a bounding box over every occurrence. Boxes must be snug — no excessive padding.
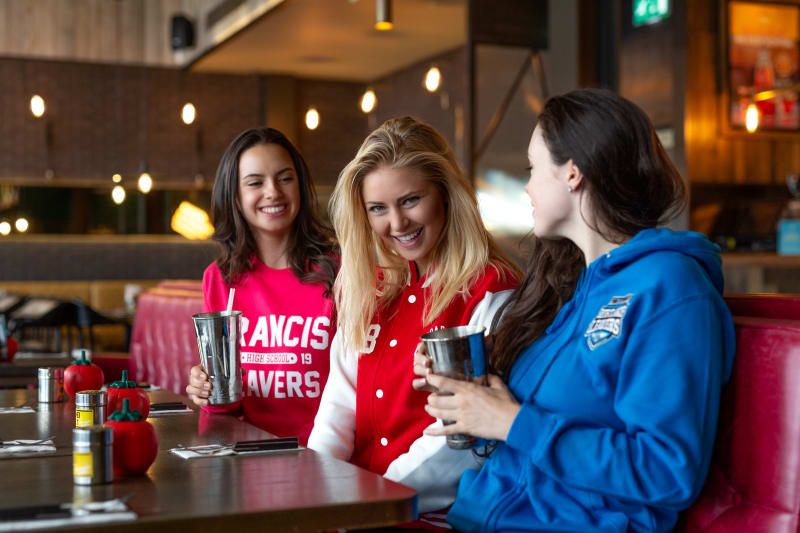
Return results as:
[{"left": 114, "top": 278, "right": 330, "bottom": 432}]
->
[
  {"left": 376, "top": 389, "right": 384, "bottom": 398},
  {"left": 389, "top": 339, "right": 397, "bottom": 347},
  {"left": 408, "top": 295, "right": 416, "bottom": 303},
  {"left": 380, "top": 437, "right": 388, "bottom": 446}
]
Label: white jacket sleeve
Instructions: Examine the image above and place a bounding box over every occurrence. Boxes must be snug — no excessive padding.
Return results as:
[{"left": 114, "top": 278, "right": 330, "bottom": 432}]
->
[
  {"left": 307, "top": 330, "right": 357, "bottom": 461},
  {"left": 383, "top": 289, "right": 514, "bottom": 513}
]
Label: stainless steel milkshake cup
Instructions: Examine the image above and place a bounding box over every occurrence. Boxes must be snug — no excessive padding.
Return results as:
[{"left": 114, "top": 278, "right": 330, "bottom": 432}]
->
[
  {"left": 192, "top": 311, "right": 243, "bottom": 405},
  {"left": 421, "top": 325, "right": 486, "bottom": 449}
]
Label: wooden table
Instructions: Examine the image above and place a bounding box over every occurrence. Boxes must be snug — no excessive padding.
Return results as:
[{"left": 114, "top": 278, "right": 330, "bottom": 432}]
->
[
  {"left": 0, "top": 353, "right": 70, "bottom": 388},
  {"left": 0, "top": 390, "right": 418, "bottom": 531},
  {"left": 1, "top": 390, "right": 271, "bottom": 456}
]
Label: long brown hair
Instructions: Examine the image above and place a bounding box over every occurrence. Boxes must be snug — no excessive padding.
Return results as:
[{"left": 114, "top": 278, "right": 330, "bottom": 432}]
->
[
  {"left": 211, "top": 127, "right": 338, "bottom": 295},
  {"left": 489, "top": 89, "right": 687, "bottom": 378}
]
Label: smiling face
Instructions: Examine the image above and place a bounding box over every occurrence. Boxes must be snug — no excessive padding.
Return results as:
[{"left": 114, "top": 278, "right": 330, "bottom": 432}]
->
[
  {"left": 361, "top": 165, "right": 446, "bottom": 273},
  {"left": 524, "top": 126, "right": 574, "bottom": 238},
  {"left": 237, "top": 143, "right": 301, "bottom": 242}
]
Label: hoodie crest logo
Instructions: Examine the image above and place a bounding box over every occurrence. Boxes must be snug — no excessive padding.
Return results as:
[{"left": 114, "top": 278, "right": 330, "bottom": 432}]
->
[{"left": 585, "top": 294, "right": 633, "bottom": 350}]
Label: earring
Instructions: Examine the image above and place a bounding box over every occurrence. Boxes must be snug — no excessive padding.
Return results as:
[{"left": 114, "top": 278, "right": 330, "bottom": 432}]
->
[{"left": 567, "top": 185, "right": 573, "bottom": 193}]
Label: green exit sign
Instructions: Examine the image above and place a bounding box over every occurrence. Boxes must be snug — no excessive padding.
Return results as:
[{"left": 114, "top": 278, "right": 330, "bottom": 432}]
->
[{"left": 633, "top": 0, "right": 670, "bottom": 27}]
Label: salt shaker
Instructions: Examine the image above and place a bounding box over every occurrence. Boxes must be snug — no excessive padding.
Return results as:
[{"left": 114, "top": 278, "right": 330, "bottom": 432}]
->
[
  {"left": 75, "top": 390, "right": 107, "bottom": 427},
  {"left": 38, "top": 367, "right": 65, "bottom": 403},
  {"left": 73, "top": 426, "right": 113, "bottom": 485}
]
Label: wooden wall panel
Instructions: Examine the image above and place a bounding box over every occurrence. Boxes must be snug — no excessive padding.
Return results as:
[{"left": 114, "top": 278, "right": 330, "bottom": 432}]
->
[{"left": 0, "top": 0, "right": 209, "bottom": 66}]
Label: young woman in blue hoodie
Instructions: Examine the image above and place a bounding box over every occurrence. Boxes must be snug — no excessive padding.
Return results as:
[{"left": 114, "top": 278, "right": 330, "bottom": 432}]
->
[{"left": 416, "top": 89, "right": 737, "bottom": 532}]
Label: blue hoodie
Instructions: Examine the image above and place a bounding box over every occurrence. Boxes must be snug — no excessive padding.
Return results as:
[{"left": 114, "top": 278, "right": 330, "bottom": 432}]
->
[{"left": 448, "top": 228, "right": 736, "bottom": 532}]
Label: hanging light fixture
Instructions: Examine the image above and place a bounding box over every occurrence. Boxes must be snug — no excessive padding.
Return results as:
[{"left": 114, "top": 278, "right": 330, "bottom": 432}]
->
[
  {"left": 112, "top": 173, "right": 122, "bottom": 183},
  {"left": 375, "top": 0, "right": 392, "bottom": 30},
  {"left": 112, "top": 185, "right": 126, "bottom": 205},
  {"left": 138, "top": 161, "right": 153, "bottom": 194},
  {"left": 745, "top": 103, "right": 759, "bottom": 133},
  {"left": 15, "top": 218, "right": 29, "bottom": 233},
  {"left": 360, "top": 89, "right": 377, "bottom": 113},
  {"left": 171, "top": 201, "right": 214, "bottom": 240},
  {"left": 425, "top": 67, "right": 441, "bottom": 92},
  {"left": 181, "top": 102, "right": 196, "bottom": 125},
  {"left": 30, "top": 95, "right": 45, "bottom": 118},
  {"left": 138, "top": 173, "right": 153, "bottom": 193},
  {"left": 0, "top": 221, "right": 10, "bottom": 236},
  {"left": 305, "top": 107, "right": 320, "bottom": 130}
]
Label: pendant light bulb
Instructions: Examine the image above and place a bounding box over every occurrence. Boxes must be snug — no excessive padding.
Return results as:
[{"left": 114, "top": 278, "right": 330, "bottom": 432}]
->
[
  {"left": 375, "top": 0, "right": 393, "bottom": 30},
  {"left": 745, "top": 103, "right": 759, "bottom": 133},
  {"left": 30, "top": 95, "right": 46, "bottom": 118},
  {"left": 425, "top": 67, "right": 441, "bottom": 92},
  {"left": 181, "top": 103, "right": 196, "bottom": 125},
  {"left": 305, "top": 108, "right": 320, "bottom": 130},
  {"left": 361, "top": 90, "right": 377, "bottom": 113},
  {"left": 15, "top": 218, "right": 29, "bottom": 233},
  {"left": 138, "top": 172, "right": 153, "bottom": 194},
  {"left": 112, "top": 186, "right": 126, "bottom": 205}
]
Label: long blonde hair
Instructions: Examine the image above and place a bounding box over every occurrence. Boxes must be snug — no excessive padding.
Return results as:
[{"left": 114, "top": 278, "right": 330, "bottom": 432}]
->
[{"left": 330, "top": 116, "right": 520, "bottom": 353}]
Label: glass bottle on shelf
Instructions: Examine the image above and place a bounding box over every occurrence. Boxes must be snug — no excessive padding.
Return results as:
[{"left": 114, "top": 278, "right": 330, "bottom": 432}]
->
[{"left": 777, "top": 174, "right": 800, "bottom": 255}]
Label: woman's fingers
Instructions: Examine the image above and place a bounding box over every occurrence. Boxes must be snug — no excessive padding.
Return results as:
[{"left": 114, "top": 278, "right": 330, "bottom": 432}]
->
[
  {"left": 187, "top": 365, "right": 211, "bottom": 405},
  {"left": 424, "top": 372, "right": 469, "bottom": 394}
]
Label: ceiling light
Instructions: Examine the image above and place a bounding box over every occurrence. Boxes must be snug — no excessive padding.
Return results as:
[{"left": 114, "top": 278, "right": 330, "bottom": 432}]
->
[
  {"left": 181, "top": 102, "right": 196, "bottom": 125},
  {"left": 112, "top": 173, "right": 122, "bottom": 183},
  {"left": 360, "top": 90, "right": 376, "bottom": 113},
  {"left": 375, "top": 0, "right": 392, "bottom": 30},
  {"left": 112, "top": 185, "right": 126, "bottom": 205},
  {"left": 0, "top": 222, "right": 10, "bottom": 236},
  {"left": 746, "top": 103, "right": 759, "bottom": 133},
  {"left": 138, "top": 172, "right": 153, "bottom": 194},
  {"left": 425, "top": 67, "right": 441, "bottom": 92},
  {"left": 305, "top": 108, "right": 320, "bottom": 130},
  {"left": 15, "top": 218, "right": 29, "bottom": 233},
  {"left": 171, "top": 201, "right": 214, "bottom": 240},
  {"left": 30, "top": 95, "right": 45, "bottom": 118}
]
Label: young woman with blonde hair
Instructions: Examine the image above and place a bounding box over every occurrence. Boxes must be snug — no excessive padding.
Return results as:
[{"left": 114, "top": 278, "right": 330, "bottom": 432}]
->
[{"left": 308, "top": 116, "right": 519, "bottom": 528}]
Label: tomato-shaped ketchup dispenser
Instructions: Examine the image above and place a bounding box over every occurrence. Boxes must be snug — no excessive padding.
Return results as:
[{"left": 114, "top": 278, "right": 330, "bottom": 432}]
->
[
  {"left": 105, "top": 398, "right": 158, "bottom": 476},
  {"left": 107, "top": 370, "right": 150, "bottom": 418},
  {"left": 64, "top": 350, "right": 104, "bottom": 398}
]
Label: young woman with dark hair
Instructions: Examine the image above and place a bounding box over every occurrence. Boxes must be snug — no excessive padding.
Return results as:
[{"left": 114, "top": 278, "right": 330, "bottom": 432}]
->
[
  {"left": 308, "top": 117, "right": 519, "bottom": 526},
  {"left": 416, "top": 89, "right": 737, "bottom": 532},
  {"left": 186, "top": 127, "right": 338, "bottom": 445}
]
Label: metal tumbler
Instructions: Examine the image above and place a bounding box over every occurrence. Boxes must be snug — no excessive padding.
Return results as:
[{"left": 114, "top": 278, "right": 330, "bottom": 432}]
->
[
  {"left": 421, "top": 325, "right": 486, "bottom": 449},
  {"left": 192, "top": 311, "right": 243, "bottom": 405}
]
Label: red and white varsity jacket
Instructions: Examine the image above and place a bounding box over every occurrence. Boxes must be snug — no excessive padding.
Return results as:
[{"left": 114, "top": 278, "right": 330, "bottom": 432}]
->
[{"left": 308, "top": 262, "right": 516, "bottom": 523}]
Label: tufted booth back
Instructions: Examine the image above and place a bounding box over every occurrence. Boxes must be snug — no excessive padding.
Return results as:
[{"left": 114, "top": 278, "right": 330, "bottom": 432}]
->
[
  {"left": 128, "top": 285, "right": 203, "bottom": 395},
  {"left": 683, "top": 295, "right": 800, "bottom": 532}
]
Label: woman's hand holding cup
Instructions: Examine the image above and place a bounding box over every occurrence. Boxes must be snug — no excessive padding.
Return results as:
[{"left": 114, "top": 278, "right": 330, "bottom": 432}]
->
[
  {"left": 186, "top": 365, "right": 212, "bottom": 406},
  {"left": 412, "top": 342, "right": 436, "bottom": 392}
]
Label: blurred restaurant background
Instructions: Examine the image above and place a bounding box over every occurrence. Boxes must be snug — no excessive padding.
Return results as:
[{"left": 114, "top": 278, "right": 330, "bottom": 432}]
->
[{"left": 2, "top": 0, "right": 800, "bottom": 355}]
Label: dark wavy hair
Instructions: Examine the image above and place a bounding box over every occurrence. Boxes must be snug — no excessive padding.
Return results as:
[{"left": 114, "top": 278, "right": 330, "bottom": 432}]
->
[
  {"left": 489, "top": 89, "right": 687, "bottom": 378},
  {"left": 211, "top": 127, "right": 338, "bottom": 296}
]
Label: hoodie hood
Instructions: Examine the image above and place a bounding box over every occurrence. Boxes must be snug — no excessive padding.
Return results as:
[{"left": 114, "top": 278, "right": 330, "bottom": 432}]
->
[{"left": 599, "top": 228, "right": 724, "bottom": 293}]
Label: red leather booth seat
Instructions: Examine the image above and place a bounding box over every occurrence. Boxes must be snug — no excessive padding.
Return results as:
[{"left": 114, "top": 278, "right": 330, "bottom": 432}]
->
[
  {"left": 724, "top": 293, "right": 800, "bottom": 321},
  {"left": 129, "top": 286, "right": 202, "bottom": 394},
  {"left": 683, "top": 295, "right": 800, "bottom": 532}
]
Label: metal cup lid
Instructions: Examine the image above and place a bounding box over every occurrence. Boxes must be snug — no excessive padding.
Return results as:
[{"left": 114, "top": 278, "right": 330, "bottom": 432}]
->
[
  {"left": 75, "top": 390, "right": 107, "bottom": 407},
  {"left": 38, "top": 367, "right": 63, "bottom": 378},
  {"left": 72, "top": 425, "right": 113, "bottom": 446}
]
